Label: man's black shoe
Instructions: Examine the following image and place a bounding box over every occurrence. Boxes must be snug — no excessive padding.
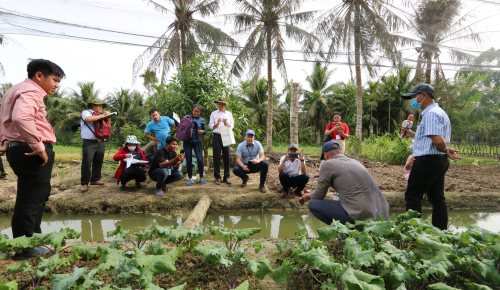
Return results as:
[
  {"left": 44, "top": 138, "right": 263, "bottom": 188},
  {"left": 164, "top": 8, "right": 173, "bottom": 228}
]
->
[
  {"left": 223, "top": 178, "right": 232, "bottom": 185},
  {"left": 12, "top": 246, "right": 51, "bottom": 260},
  {"left": 294, "top": 188, "right": 303, "bottom": 197},
  {"left": 259, "top": 185, "right": 266, "bottom": 193},
  {"left": 120, "top": 184, "right": 126, "bottom": 191},
  {"left": 215, "top": 178, "right": 221, "bottom": 185},
  {"left": 240, "top": 177, "right": 249, "bottom": 187}
]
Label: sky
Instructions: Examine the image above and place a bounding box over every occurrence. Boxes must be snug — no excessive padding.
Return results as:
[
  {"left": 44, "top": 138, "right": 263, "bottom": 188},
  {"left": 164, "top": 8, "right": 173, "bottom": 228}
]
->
[{"left": 0, "top": 0, "right": 499, "bottom": 98}]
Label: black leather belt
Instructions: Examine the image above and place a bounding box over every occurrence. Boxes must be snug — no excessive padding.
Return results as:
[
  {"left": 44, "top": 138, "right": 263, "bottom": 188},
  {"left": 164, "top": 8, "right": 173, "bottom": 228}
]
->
[{"left": 8, "top": 141, "right": 53, "bottom": 149}]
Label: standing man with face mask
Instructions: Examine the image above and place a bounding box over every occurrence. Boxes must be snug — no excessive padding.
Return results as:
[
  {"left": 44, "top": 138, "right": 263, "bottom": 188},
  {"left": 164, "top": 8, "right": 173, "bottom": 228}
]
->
[
  {"left": 0, "top": 59, "right": 65, "bottom": 259},
  {"left": 401, "top": 83, "right": 461, "bottom": 230}
]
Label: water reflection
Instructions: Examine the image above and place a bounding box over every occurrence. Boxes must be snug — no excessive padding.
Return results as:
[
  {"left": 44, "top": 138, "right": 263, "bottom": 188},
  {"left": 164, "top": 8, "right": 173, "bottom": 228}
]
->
[{"left": 0, "top": 210, "right": 498, "bottom": 241}]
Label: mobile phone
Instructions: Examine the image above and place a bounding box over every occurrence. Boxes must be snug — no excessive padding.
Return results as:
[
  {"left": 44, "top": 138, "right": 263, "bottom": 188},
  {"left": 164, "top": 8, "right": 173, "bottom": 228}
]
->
[
  {"left": 180, "top": 149, "right": 185, "bottom": 154},
  {"left": 288, "top": 153, "right": 298, "bottom": 158}
]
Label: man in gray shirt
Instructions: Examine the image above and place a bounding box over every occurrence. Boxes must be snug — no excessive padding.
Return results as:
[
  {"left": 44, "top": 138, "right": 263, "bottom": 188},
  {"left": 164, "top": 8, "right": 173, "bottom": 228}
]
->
[{"left": 300, "top": 141, "right": 389, "bottom": 224}]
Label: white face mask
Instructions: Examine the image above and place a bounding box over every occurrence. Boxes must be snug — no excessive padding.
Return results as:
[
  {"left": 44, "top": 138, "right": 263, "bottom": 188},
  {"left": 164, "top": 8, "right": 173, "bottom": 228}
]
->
[{"left": 127, "top": 146, "right": 137, "bottom": 151}]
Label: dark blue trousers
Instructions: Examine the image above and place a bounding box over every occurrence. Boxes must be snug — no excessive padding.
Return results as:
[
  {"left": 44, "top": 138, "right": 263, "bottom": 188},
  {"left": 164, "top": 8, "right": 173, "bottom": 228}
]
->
[
  {"left": 149, "top": 168, "right": 183, "bottom": 190},
  {"left": 308, "top": 199, "right": 353, "bottom": 225}
]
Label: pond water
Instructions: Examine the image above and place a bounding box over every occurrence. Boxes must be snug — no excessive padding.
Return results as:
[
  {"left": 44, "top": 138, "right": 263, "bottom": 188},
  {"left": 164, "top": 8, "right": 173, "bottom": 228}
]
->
[{"left": 0, "top": 210, "right": 498, "bottom": 241}]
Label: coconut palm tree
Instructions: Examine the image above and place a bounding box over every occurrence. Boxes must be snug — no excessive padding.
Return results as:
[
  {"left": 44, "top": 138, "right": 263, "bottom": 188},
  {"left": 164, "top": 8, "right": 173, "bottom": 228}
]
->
[
  {"left": 106, "top": 88, "right": 145, "bottom": 141},
  {"left": 140, "top": 69, "right": 158, "bottom": 96},
  {"left": 133, "top": 0, "right": 239, "bottom": 83},
  {"left": 240, "top": 77, "right": 269, "bottom": 128},
  {"left": 409, "top": 0, "right": 480, "bottom": 84},
  {"left": 231, "top": 0, "right": 317, "bottom": 151},
  {"left": 314, "top": 0, "right": 408, "bottom": 139},
  {"left": 66, "top": 82, "right": 101, "bottom": 130},
  {"left": 301, "top": 62, "right": 335, "bottom": 143}
]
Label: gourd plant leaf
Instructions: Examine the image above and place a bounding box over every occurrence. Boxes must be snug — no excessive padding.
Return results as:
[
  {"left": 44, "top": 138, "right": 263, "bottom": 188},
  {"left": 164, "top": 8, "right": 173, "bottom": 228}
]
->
[
  {"left": 51, "top": 267, "right": 86, "bottom": 289},
  {"left": 0, "top": 279, "right": 18, "bottom": 290},
  {"left": 143, "top": 283, "right": 164, "bottom": 290},
  {"left": 233, "top": 280, "right": 249, "bottom": 290},
  {"left": 41, "top": 228, "right": 80, "bottom": 250},
  {"left": 36, "top": 253, "right": 73, "bottom": 280},
  {"left": 340, "top": 266, "right": 385, "bottom": 290},
  {"left": 7, "top": 260, "right": 31, "bottom": 274},
  {"left": 415, "top": 252, "right": 452, "bottom": 280},
  {"left": 270, "top": 259, "right": 293, "bottom": 284},
  {"left": 193, "top": 244, "right": 231, "bottom": 267},
  {"left": 80, "top": 268, "right": 103, "bottom": 289},
  {"left": 379, "top": 241, "right": 410, "bottom": 264},
  {"left": 317, "top": 220, "right": 350, "bottom": 241},
  {"left": 97, "top": 247, "right": 127, "bottom": 271},
  {"left": 343, "top": 238, "right": 376, "bottom": 268},
  {"left": 246, "top": 258, "right": 272, "bottom": 279},
  {"left": 426, "top": 282, "right": 460, "bottom": 290},
  {"left": 299, "top": 246, "right": 340, "bottom": 275},
  {"left": 364, "top": 221, "right": 393, "bottom": 238},
  {"left": 135, "top": 247, "right": 181, "bottom": 285},
  {"left": 70, "top": 244, "right": 99, "bottom": 260},
  {"left": 0, "top": 235, "right": 35, "bottom": 253},
  {"left": 167, "top": 283, "right": 187, "bottom": 290}
]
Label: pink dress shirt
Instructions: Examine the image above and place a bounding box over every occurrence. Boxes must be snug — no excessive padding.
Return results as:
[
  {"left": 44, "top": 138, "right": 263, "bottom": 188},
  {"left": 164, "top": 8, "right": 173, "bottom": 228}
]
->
[{"left": 0, "top": 78, "right": 56, "bottom": 153}]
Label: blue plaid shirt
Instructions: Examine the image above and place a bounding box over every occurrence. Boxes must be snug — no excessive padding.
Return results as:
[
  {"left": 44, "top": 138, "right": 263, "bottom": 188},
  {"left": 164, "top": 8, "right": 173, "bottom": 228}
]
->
[{"left": 412, "top": 103, "right": 451, "bottom": 157}]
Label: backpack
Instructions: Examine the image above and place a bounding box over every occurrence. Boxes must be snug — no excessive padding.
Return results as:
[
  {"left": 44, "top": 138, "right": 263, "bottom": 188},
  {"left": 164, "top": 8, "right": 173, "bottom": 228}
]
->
[
  {"left": 176, "top": 115, "right": 195, "bottom": 142},
  {"left": 82, "top": 111, "right": 112, "bottom": 141}
]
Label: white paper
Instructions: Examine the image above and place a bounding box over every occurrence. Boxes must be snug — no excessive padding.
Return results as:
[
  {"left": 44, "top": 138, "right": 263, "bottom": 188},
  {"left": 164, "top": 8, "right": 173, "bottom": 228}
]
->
[
  {"left": 172, "top": 112, "right": 181, "bottom": 123},
  {"left": 124, "top": 157, "right": 149, "bottom": 168}
]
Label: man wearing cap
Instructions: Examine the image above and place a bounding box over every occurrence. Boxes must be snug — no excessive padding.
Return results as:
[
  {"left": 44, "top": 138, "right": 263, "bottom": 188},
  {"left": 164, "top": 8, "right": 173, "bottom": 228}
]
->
[
  {"left": 80, "top": 98, "right": 112, "bottom": 193},
  {"left": 277, "top": 144, "right": 309, "bottom": 198},
  {"left": 144, "top": 108, "right": 176, "bottom": 150},
  {"left": 233, "top": 129, "right": 268, "bottom": 193},
  {"left": 299, "top": 141, "right": 389, "bottom": 225},
  {"left": 209, "top": 99, "right": 234, "bottom": 185},
  {"left": 0, "top": 59, "right": 65, "bottom": 259},
  {"left": 401, "top": 83, "right": 461, "bottom": 230}
]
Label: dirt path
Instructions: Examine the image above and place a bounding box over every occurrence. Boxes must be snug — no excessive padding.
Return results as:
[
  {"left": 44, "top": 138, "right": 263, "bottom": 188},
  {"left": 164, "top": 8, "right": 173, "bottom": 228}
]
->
[{"left": 0, "top": 157, "right": 498, "bottom": 214}]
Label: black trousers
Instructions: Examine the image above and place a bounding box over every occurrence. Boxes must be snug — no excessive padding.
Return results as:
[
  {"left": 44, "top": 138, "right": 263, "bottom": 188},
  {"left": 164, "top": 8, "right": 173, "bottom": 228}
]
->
[
  {"left": 405, "top": 155, "right": 449, "bottom": 230},
  {"left": 81, "top": 139, "right": 106, "bottom": 185},
  {"left": 6, "top": 143, "right": 55, "bottom": 238},
  {"left": 279, "top": 173, "right": 310, "bottom": 192},
  {"left": 233, "top": 161, "right": 269, "bottom": 187},
  {"left": 120, "top": 167, "right": 147, "bottom": 185},
  {"left": 212, "top": 133, "right": 230, "bottom": 180}
]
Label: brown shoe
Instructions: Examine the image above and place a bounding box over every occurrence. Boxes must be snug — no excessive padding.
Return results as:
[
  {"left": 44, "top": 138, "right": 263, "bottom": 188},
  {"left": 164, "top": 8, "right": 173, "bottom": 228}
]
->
[
  {"left": 215, "top": 178, "right": 221, "bottom": 185},
  {"left": 90, "top": 180, "right": 105, "bottom": 185},
  {"left": 279, "top": 189, "right": 288, "bottom": 198},
  {"left": 80, "top": 184, "right": 88, "bottom": 193},
  {"left": 259, "top": 185, "right": 266, "bottom": 193}
]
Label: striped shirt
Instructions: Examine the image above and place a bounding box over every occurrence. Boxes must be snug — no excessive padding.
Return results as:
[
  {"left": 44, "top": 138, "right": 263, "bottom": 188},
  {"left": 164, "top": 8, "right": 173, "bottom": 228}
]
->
[{"left": 412, "top": 103, "right": 451, "bottom": 157}]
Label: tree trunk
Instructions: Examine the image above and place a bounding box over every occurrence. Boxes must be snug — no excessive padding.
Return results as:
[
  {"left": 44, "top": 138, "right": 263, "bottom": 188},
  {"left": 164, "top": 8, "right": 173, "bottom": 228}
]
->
[
  {"left": 354, "top": 4, "right": 363, "bottom": 140},
  {"left": 425, "top": 53, "right": 432, "bottom": 84},
  {"left": 290, "top": 82, "right": 299, "bottom": 146},
  {"left": 180, "top": 25, "right": 187, "bottom": 65},
  {"left": 266, "top": 29, "right": 274, "bottom": 152}
]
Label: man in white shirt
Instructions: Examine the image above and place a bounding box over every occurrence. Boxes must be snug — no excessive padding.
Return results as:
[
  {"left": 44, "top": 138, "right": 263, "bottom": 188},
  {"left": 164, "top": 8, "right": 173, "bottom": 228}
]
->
[
  {"left": 208, "top": 98, "right": 234, "bottom": 185},
  {"left": 277, "top": 144, "right": 309, "bottom": 198}
]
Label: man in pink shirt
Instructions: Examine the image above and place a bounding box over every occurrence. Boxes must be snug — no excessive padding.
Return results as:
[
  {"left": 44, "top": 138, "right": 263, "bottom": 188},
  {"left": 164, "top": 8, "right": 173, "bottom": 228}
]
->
[{"left": 0, "top": 59, "right": 65, "bottom": 259}]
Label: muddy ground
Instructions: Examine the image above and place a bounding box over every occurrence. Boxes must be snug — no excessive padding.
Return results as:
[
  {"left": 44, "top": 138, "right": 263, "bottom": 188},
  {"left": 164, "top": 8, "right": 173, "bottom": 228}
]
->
[{"left": 0, "top": 154, "right": 498, "bottom": 215}]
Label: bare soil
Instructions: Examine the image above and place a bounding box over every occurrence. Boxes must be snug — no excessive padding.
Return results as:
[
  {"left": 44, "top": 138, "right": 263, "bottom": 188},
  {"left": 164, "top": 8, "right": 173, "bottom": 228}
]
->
[{"left": 0, "top": 155, "right": 498, "bottom": 214}]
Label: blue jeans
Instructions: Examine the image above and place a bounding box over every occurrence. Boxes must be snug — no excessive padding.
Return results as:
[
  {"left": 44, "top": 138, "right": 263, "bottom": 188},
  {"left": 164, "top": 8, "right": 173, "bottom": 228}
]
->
[
  {"left": 149, "top": 168, "right": 183, "bottom": 190},
  {"left": 184, "top": 141, "right": 204, "bottom": 179},
  {"left": 308, "top": 199, "right": 353, "bottom": 225}
]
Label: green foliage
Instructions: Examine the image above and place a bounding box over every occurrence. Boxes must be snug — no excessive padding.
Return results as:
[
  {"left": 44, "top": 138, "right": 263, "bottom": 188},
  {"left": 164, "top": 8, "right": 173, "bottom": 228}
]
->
[
  {"left": 272, "top": 210, "right": 500, "bottom": 289},
  {"left": 359, "top": 133, "right": 413, "bottom": 165}
]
